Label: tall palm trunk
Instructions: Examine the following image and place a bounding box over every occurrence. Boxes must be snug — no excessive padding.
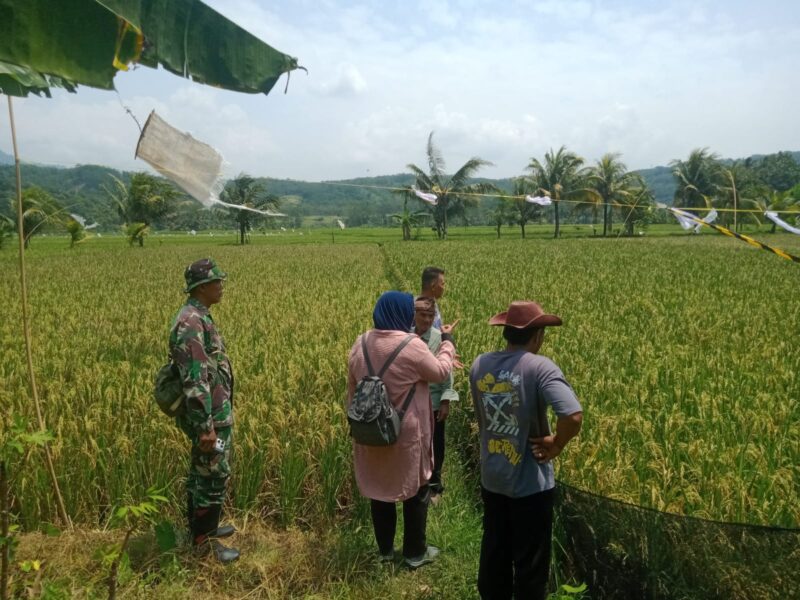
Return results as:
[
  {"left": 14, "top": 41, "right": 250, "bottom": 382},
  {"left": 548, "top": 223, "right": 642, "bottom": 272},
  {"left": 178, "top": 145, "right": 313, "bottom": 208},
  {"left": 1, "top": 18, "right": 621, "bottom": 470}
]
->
[
  {"left": 553, "top": 199, "right": 560, "bottom": 238},
  {"left": 442, "top": 200, "right": 448, "bottom": 240}
]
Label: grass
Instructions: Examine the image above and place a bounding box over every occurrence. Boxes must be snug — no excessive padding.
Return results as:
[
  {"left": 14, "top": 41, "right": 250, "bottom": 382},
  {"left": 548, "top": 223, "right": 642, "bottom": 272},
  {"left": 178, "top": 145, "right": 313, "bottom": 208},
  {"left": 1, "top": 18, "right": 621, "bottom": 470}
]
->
[{"left": 2, "top": 227, "right": 799, "bottom": 597}]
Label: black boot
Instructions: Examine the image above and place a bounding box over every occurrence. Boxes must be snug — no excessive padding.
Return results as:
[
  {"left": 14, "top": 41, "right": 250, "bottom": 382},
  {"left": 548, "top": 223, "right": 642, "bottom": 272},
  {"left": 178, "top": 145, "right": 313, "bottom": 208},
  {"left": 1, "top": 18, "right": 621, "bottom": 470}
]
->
[
  {"left": 188, "top": 492, "right": 235, "bottom": 539},
  {"left": 191, "top": 504, "right": 240, "bottom": 564},
  {"left": 212, "top": 503, "right": 236, "bottom": 539}
]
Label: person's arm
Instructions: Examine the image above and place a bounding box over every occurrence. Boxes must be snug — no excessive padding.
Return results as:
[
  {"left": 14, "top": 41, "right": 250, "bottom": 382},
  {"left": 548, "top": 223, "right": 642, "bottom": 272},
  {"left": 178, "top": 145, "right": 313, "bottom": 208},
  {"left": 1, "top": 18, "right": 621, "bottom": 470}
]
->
[
  {"left": 415, "top": 338, "right": 455, "bottom": 384},
  {"left": 172, "top": 314, "right": 215, "bottom": 450},
  {"left": 529, "top": 357, "right": 583, "bottom": 463},
  {"left": 531, "top": 412, "right": 582, "bottom": 463},
  {"left": 436, "top": 371, "right": 459, "bottom": 421}
]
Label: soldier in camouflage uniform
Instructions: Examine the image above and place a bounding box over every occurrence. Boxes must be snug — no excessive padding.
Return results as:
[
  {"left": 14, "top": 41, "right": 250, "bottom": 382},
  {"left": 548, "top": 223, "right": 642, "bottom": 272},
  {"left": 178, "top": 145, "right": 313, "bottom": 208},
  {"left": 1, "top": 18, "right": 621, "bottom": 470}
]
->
[{"left": 170, "top": 258, "right": 239, "bottom": 563}]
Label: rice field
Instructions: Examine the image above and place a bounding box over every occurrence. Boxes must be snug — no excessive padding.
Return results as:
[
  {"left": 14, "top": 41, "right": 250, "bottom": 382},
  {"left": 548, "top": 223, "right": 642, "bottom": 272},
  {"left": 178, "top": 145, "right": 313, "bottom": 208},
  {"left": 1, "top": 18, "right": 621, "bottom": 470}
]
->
[{"left": 2, "top": 231, "right": 798, "bottom": 532}]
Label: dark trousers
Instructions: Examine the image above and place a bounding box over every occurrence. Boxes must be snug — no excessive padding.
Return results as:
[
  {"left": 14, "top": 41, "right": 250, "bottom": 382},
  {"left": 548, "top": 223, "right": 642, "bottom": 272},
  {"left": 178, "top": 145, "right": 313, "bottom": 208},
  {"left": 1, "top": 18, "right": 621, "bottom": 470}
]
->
[
  {"left": 478, "top": 487, "right": 555, "bottom": 600},
  {"left": 430, "top": 412, "right": 446, "bottom": 493},
  {"left": 370, "top": 485, "right": 430, "bottom": 558}
]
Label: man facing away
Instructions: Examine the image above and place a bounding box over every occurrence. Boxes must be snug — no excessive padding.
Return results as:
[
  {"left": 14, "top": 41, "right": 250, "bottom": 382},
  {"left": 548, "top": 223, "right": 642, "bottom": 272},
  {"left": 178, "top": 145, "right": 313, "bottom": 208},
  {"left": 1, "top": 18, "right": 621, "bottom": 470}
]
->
[
  {"left": 470, "top": 301, "right": 583, "bottom": 600},
  {"left": 170, "top": 258, "right": 239, "bottom": 563}
]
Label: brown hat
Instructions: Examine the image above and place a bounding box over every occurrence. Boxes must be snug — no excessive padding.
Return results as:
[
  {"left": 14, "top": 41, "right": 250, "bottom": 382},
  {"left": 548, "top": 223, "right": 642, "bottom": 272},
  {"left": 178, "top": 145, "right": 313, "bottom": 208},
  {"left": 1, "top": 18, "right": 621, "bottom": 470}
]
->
[{"left": 488, "top": 301, "right": 562, "bottom": 329}]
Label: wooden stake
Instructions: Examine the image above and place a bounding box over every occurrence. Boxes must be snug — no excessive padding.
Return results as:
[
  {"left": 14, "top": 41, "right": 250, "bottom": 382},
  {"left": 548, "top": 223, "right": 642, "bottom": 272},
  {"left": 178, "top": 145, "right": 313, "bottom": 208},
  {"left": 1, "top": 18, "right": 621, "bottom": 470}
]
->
[{"left": 7, "top": 96, "right": 71, "bottom": 528}]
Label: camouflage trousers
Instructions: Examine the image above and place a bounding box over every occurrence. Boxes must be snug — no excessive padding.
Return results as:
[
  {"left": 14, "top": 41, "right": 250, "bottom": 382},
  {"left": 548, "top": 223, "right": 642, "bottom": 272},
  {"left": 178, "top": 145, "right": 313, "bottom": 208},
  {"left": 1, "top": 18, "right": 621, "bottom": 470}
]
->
[{"left": 177, "top": 419, "right": 232, "bottom": 507}]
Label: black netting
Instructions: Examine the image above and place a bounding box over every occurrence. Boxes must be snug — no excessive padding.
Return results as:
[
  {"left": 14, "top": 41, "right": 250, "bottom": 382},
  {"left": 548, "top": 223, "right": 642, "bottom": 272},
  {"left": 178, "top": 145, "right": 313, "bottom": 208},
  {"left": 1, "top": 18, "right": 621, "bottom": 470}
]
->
[{"left": 555, "top": 483, "right": 800, "bottom": 599}]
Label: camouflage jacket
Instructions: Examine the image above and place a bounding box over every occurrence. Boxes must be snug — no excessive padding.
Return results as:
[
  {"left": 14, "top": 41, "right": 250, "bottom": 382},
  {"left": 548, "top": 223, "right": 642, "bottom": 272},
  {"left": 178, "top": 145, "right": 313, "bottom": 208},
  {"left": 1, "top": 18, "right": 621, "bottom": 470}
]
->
[{"left": 169, "top": 297, "right": 233, "bottom": 433}]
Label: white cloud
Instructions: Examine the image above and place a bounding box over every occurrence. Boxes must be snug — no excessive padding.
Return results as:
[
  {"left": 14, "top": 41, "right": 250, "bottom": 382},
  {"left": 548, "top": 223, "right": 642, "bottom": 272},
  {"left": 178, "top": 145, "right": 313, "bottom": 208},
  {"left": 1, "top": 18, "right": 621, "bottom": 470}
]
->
[
  {"left": 313, "top": 64, "right": 368, "bottom": 97},
  {"left": 1, "top": 0, "right": 798, "bottom": 181}
]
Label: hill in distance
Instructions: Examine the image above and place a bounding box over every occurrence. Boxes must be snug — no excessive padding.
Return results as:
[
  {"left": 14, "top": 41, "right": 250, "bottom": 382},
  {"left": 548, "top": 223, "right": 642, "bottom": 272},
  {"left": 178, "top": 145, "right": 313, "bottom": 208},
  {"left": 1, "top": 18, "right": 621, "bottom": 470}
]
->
[{"left": 1, "top": 150, "right": 798, "bottom": 230}]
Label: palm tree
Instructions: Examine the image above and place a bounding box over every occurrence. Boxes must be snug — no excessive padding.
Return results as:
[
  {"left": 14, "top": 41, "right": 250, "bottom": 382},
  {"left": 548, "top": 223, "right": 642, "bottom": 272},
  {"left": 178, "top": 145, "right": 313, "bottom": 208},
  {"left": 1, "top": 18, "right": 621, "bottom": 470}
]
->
[
  {"left": 407, "top": 132, "right": 493, "bottom": 239},
  {"left": 526, "top": 146, "right": 590, "bottom": 238},
  {"left": 10, "top": 186, "right": 63, "bottom": 248},
  {"left": 617, "top": 186, "right": 656, "bottom": 236},
  {"left": 391, "top": 190, "right": 429, "bottom": 241},
  {"left": 491, "top": 199, "right": 515, "bottom": 239},
  {"left": 500, "top": 178, "right": 542, "bottom": 239},
  {"left": 0, "top": 213, "right": 14, "bottom": 249},
  {"left": 715, "top": 162, "right": 762, "bottom": 231},
  {"left": 746, "top": 189, "right": 800, "bottom": 233},
  {"left": 220, "top": 174, "right": 280, "bottom": 244},
  {"left": 106, "top": 173, "right": 179, "bottom": 246},
  {"left": 670, "top": 148, "right": 722, "bottom": 210},
  {"left": 587, "top": 153, "right": 640, "bottom": 236},
  {"left": 65, "top": 217, "right": 87, "bottom": 248}
]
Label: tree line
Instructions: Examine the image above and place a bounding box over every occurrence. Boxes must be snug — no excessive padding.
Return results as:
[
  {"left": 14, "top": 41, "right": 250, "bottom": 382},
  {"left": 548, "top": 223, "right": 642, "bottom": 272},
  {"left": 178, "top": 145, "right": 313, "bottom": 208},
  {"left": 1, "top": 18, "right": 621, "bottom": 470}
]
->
[
  {"left": 400, "top": 135, "right": 800, "bottom": 240},
  {"left": 1, "top": 143, "right": 799, "bottom": 247}
]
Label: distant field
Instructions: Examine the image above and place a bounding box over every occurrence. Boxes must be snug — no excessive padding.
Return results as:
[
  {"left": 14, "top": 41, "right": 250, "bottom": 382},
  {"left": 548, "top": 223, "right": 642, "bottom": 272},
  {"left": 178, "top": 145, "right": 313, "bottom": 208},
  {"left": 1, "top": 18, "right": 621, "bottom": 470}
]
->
[{"left": 2, "top": 230, "right": 798, "bottom": 530}]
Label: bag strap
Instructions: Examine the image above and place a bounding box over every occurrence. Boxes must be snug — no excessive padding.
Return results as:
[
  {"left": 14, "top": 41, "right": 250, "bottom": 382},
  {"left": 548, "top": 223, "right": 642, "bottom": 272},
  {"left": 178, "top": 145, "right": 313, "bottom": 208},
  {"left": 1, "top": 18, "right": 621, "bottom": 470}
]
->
[
  {"left": 377, "top": 334, "right": 416, "bottom": 378},
  {"left": 397, "top": 383, "right": 417, "bottom": 420},
  {"left": 361, "top": 333, "right": 376, "bottom": 376},
  {"left": 361, "top": 332, "right": 416, "bottom": 378}
]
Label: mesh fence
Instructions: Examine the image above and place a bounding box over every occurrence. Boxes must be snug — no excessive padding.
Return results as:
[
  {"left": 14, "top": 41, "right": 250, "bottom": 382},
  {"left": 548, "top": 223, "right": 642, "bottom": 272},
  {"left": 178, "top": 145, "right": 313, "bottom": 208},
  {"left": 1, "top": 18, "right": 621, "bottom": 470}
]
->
[{"left": 554, "top": 482, "right": 800, "bottom": 599}]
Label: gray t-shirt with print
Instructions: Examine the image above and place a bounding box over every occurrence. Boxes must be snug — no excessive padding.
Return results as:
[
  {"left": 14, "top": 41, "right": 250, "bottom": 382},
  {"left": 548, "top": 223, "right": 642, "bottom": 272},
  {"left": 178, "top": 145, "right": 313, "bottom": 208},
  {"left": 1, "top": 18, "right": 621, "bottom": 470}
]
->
[{"left": 470, "top": 350, "right": 582, "bottom": 498}]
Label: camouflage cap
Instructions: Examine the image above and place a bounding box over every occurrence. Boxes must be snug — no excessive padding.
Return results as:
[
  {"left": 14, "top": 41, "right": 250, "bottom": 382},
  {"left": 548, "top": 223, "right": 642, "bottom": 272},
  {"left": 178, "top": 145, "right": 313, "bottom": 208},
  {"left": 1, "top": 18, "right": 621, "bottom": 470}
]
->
[{"left": 184, "top": 258, "right": 227, "bottom": 293}]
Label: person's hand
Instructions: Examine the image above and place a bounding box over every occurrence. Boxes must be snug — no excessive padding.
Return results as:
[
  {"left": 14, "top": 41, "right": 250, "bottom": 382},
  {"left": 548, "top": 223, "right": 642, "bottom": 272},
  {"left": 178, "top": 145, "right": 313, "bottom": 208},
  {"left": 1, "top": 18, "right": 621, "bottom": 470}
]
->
[
  {"left": 437, "top": 401, "right": 450, "bottom": 422},
  {"left": 529, "top": 435, "right": 562, "bottom": 463},
  {"left": 453, "top": 352, "right": 465, "bottom": 370},
  {"left": 198, "top": 428, "right": 217, "bottom": 453},
  {"left": 440, "top": 319, "right": 460, "bottom": 335}
]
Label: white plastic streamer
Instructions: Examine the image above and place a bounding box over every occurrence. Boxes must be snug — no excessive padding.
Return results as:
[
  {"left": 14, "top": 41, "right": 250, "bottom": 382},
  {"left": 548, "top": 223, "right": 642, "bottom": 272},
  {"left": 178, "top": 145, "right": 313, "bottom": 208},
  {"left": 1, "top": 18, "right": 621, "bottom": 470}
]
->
[
  {"left": 135, "top": 111, "right": 285, "bottom": 217},
  {"left": 696, "top": 209, "right": 718, "bottom": 233},
  {"left": 765, "top": 211, "right": 800, "bottom": 235},
  {"left": 412, "top": 186, "right": 438, "bottom": 205},
  {"left": 69, "top": 213, "right": 99, "bottom": 229},
  {"left": 669, "top": 207, "right": 717, "bottom": 233},
  {"left": 525, "top": 195, "right": 552, "bottom": 206}
]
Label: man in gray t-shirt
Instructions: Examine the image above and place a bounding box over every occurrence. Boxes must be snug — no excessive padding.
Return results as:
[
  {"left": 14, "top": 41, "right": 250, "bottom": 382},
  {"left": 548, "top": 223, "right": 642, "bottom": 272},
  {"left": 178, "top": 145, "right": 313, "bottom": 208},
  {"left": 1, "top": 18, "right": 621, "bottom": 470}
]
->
[{"left": 470, "top": 301, "right": 582, "bottom": 600}]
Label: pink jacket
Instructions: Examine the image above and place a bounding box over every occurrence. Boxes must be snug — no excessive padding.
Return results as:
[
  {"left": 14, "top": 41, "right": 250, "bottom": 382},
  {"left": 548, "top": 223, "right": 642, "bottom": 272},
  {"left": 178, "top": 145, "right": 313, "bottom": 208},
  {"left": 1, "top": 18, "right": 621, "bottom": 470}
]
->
[{"left": 347, "top": 329, "right": 455, "bottom": 502}]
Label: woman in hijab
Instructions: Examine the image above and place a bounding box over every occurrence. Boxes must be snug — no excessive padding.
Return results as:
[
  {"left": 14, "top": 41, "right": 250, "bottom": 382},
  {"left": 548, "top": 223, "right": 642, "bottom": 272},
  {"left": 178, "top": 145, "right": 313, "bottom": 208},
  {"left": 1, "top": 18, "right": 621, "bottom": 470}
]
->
[{"left": 347, "top": 291, "right": 457, "bottom": 568}]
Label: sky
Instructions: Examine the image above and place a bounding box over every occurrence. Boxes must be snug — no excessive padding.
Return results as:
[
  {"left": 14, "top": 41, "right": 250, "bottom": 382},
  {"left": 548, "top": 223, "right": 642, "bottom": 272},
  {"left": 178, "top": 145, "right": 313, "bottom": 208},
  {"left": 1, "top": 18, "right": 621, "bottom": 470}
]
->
[{"left": 1, "top": 0, "right": 799, "bottom": 182}]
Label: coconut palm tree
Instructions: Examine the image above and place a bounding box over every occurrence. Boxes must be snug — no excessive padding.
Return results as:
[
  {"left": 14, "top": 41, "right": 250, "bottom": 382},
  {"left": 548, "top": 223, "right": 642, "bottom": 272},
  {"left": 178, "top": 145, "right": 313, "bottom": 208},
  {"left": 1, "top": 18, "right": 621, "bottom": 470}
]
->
[
  {"left": 670, "top": 148, "right": 722, "bottom": 210},
  {"left": 407, "top": 132, "right": 493, "bottom": 240},
  {"left": 9, "top": 186, "right": 63, "bottom": 248},
  {"left": 106, "top": 173, "right": 179, "bottom": 246},
  {"left": 587, "top": 153, "right": 641, "bottom": 236},
  {"left": 617, "top": 185, "right": 656, "bottom": 236},
  {"left": 221, "top": 174, "right": 280, "bottom": 244},
  {"left": 391, "top": 189, "right": 429, "bottom": 241},
  {"left": 714, "top": 162, "right": 761, "bottom": 231},
  {"left": 65, "top": 216, "right": 87, "bottom": 248},
  {"left": 526, "top": 146, "right": 591, "bottom": 238},
  {"left": 0, "top": 213, "right": 14, "bottom": 249},
  {"left": 745, "top": 189, "right": 800, "bottom": 233},
  {"left": 499, "top": 177, "right": 542, "bottom": 239}
]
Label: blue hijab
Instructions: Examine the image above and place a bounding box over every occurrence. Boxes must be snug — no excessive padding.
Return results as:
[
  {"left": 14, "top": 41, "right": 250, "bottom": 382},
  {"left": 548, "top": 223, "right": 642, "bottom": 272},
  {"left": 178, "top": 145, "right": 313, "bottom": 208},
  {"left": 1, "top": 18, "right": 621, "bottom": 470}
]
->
[{"left": 373, "top": 291, "right": 415, "bottom": 331}]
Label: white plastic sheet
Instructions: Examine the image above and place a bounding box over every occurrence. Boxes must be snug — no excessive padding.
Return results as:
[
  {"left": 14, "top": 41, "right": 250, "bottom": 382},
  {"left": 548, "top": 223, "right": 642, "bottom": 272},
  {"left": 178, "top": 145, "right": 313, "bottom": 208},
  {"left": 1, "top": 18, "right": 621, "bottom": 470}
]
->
[
  {"left": 135, "top": 111, "right": 285, "bottom": 216},
  {"left": 765, "top": 211, "right": 800, "bottom": 235},
  {"left": 412, "top": 186, "right": 438, "bottom": 205},
  {"left": 669, "top": 207, "right": 717, "bottom": 233},
  {"left": 525, "top": 195, "right": 552, "bottom": 206}
]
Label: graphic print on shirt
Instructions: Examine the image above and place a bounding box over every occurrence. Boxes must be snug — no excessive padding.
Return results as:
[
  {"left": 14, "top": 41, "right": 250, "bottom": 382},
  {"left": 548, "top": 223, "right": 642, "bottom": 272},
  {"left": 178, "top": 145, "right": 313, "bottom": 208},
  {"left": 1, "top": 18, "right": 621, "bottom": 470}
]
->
[{"left": 477, "top": 370, "right": 522, "bottom": 465}]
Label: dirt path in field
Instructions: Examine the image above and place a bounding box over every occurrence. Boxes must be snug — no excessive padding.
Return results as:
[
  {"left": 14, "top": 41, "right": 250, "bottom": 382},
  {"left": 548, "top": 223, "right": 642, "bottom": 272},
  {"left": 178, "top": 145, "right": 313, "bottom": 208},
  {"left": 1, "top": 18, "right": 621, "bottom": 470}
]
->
[{"left": 377, "top": 243, "right": 411, "bottom": 291}]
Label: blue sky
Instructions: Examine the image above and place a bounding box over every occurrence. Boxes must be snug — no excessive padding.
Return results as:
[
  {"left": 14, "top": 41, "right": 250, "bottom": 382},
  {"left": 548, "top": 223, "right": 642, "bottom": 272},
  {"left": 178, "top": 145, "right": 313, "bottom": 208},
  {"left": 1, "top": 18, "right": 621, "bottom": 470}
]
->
[{"left": 1, "top": 0, "right": 798, "bottom": 181}]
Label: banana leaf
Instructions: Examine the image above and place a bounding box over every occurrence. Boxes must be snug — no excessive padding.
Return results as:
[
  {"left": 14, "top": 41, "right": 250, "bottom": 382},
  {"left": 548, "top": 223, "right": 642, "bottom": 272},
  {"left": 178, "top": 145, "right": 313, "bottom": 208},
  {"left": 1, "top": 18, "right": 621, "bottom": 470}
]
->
[{"left": 0, "top": 0, "right": 300, "bottom": 97}]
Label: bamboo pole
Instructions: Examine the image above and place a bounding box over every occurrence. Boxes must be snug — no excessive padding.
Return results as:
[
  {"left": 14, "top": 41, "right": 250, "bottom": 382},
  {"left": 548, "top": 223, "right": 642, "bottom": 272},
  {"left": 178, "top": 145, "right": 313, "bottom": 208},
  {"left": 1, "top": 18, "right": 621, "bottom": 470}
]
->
[{"left": 7, "top": 97, "right": 71, "bottom": 528}]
